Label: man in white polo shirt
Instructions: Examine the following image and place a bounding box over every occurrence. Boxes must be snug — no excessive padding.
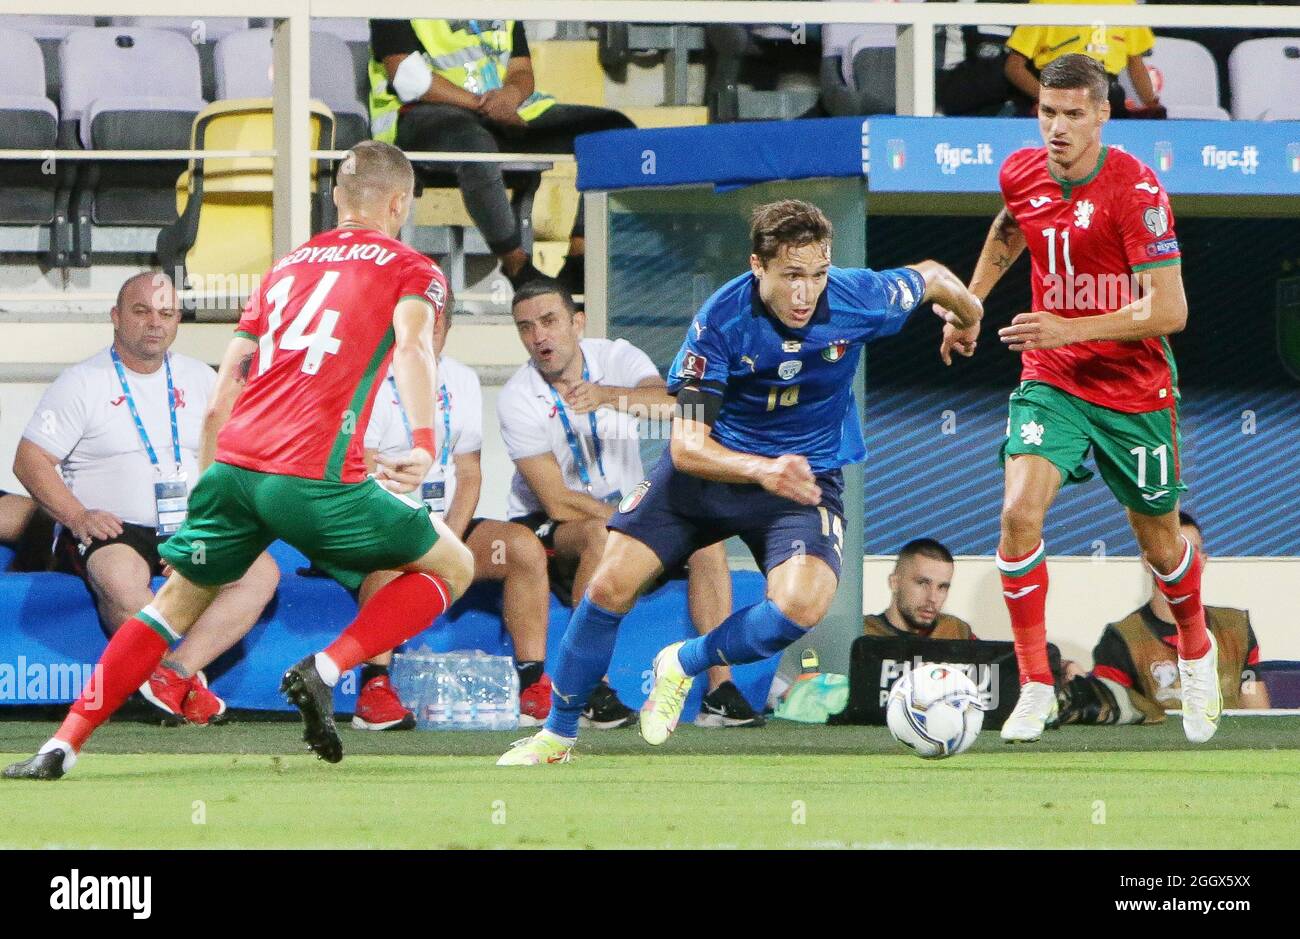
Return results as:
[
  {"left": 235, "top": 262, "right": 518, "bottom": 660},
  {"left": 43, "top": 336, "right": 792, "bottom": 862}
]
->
[
  {"left": 352, "top": 303, "right": 553, "bottom": 729},
  {"left": 499, "top": 280, "right": 762, "bottom": 730},
  {"left": 12, "top": 272, "right": 280, "bottom": 725}
]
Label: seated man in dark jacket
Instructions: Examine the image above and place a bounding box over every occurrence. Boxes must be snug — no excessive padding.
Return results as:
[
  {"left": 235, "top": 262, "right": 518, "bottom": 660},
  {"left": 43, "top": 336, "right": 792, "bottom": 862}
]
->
[
  {"left": 1059, "top": 512, "right": 1269, "bottom": 724},
  {"left": 864, "top": 538, "right": 978, "bottom": 640}
]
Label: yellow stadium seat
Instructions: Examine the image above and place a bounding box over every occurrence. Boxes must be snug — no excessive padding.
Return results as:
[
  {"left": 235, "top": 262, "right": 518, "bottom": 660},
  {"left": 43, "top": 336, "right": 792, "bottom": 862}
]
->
[
  {"left": 158, "top": 98, "right": 334, "bottom": 305},
  {"left": 620, "top": 105, "right": 709, "bottom": 128},
  {"left": 529, "top": 40, "right": 606, "bottom": 107}
]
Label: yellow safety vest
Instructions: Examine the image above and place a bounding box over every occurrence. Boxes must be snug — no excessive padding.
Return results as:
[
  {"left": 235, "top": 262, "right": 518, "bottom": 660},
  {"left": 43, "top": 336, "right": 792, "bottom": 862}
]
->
[{"left": 368, "top": 19, "right": 554, "bottom": 144}]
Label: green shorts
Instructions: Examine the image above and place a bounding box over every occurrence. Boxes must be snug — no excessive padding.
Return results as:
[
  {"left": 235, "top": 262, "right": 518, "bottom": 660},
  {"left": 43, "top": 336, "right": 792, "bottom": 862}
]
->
[
  {"left": 999, "top": 380, "right": 1187, "bottom": 516},
  {"left": 159, "top": 462, "right": 439, "bottom": 590}
]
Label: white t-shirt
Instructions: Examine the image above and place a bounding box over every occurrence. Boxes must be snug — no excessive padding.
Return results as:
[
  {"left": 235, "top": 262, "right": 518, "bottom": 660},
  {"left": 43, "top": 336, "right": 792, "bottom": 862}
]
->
[
  {"left": 363, "top": 354, "right": 483, "bottom": 512},
  {"left": 22, "top": 346, "right": 216, "bottom": 527},
  {"left": 498, "top": 337, "right": 661, "bottom": 520}
]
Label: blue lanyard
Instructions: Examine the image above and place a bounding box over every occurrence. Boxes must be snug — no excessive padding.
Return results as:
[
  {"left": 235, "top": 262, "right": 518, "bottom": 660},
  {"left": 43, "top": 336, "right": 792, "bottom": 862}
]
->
[
  {"left": 110, "top": 346, "right": 181, "bottom": 472},
  {"left": 466, "top": 20, "right": 504, "bottom": 66},
  {"left": 548, "top": 362, "right": 606, "bottom": 491},
  {"left": 389, "top": 376, "right": 451, "bottom": 469}
]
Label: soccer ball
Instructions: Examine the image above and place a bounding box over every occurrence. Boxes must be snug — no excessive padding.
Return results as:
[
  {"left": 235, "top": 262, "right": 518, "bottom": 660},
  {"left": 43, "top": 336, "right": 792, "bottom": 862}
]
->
[{"left": 886, "top": 663, "right": 985, "bottom": 759}]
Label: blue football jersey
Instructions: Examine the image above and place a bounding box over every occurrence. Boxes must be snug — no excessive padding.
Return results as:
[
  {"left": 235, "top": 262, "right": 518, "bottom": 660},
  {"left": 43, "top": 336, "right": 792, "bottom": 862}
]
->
[{"left": 666, "top": 265, "right": 926, "bottom": 472}]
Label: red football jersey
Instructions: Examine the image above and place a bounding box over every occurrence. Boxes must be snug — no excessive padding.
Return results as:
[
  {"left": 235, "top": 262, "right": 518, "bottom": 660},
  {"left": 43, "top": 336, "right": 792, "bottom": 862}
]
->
[
  {"left": 218, "top": 227, "right": 448, "bottom": 482},
  {"left": 1000, "top": 145, "right": 1182, "bottom": 413}
]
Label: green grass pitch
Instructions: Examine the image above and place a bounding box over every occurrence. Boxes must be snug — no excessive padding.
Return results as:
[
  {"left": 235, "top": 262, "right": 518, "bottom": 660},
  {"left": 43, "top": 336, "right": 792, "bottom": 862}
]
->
[{"left": 1, "top": 718, "right": 1296, "bottom": 849}]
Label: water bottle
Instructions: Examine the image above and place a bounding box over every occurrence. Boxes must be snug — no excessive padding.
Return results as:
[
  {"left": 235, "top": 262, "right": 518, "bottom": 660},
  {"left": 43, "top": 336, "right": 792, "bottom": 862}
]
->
[
  {"left": 480, "top": 653, "right": 519, "bottom": 730},
  {"left": 426, "top": 655, "right": 457, "bottom": 728},
  {"left": 390, "top": 651, "right": 424, "bottom": 726},
  {"left": 448, "top": 654, "right": 474, "bottom": 729}
]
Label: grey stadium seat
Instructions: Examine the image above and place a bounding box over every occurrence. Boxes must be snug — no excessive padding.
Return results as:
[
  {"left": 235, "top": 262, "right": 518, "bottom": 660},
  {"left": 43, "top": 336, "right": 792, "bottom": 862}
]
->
[
  {"left": 310, "top": 18, "right": 370, "bottom": 44},
  {"left": 1121, "top": 37, "right": 1231, "bottom": 120},
  {"left": 60, "top": 27, "right": 207, "bottom": 263},
  {"left": 1229, "top": 38, "right": 1300, "bottom": 121},
  {"left": 0, "top": 27, "right": 70, "bottom": 263},
  {"left": 0, "top": 15, "right": 96, "bottom": 39},
  {"left": 111, "top": 17, "right": 252, "bottom": 101},
  {"left": 0, "top": 15, "right": 97, "bottom": 111},
  {"left": 215, "top": 28, "right": 370, "bottom": 148}
]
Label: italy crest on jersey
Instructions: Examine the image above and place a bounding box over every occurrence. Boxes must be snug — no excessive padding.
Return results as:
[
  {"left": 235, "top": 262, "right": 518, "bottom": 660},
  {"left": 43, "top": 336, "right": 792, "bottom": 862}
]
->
[
  {"left": 619, "top": 479, "right": 651, "bottom": 514},
  {"left": 822, "top": 341, "right": 849, "bottom": 363}
]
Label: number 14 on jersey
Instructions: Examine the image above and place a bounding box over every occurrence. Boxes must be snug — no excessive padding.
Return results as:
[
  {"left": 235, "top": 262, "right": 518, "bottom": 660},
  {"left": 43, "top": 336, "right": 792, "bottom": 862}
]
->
[{"left": 258, "top": 272, "right": 344, "bottom": 376}]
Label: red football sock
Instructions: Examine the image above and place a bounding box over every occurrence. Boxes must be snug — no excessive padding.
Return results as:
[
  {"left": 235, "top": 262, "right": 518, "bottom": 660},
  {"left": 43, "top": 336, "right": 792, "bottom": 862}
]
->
[
  {"left": 1151, "top": 537, "right": 1210, "bottom": 660},
  {"left": 997, "top": 540, "right": 1053, "bottom": 685},
  {"left": 322, "top": 572, "right": 452, "bottom": 673},
  {"left": 56, "top": 612, "right": 173, "bottom": 752}
]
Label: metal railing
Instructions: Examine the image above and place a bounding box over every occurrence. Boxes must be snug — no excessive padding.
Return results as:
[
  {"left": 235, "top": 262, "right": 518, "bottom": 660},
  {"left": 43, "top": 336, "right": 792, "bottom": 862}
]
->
[{"left": 4, "top": 2, "right": 1297, "bottom": 260}]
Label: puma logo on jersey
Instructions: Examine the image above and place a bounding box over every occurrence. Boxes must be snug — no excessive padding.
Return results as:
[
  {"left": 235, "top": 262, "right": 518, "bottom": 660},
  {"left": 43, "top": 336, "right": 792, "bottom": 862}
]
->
[
  {"left": 1003, "top": 585, "right": 1041, "bottom": 600},
  {"left": 1134, "top": 182, "right": 1160, "bottom": 194},
  {"left": 1029, "top": 195, "right": 1052, "bottom": 208}
]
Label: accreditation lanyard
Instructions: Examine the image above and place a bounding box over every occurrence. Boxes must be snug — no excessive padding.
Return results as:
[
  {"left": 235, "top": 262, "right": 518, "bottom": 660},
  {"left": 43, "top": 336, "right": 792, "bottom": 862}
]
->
[
  {"left": 389, "top": 376, "right": 451, "bottom": 468},
  {"left": 466, "top": 20, "right": 505, "bottom": 90},
  {"left": 548, "top": 363, "right": 606, "bottom": 493},
  {"left": 110, "top": 347, "right": 181, "bottom": 474}
]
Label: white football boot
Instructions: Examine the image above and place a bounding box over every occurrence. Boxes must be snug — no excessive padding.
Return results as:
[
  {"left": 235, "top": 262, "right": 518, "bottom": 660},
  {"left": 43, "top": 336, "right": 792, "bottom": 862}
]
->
[
  {"left": 639, "top": 642, "right": 694, "bottom": 746},
  {"left": 1000, "top": 681, "right": 1058, "bottom": 743},
  {"left": 1179, "top": 632, "right": 1222, "bottom": 744}
]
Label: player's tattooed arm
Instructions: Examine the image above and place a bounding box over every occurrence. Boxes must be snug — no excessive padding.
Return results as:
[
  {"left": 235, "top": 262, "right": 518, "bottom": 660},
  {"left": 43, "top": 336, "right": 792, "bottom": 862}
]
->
[
  {"left": 201, "top": 335, "right": 258, "bottom": 471},
  {"left": 969, "top": 207, "right": 1026, "bottom": 300}
]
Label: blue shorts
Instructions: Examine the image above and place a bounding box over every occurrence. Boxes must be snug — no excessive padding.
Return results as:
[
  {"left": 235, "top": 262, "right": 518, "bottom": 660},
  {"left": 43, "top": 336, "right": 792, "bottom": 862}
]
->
[{"left": 608, "top": 450, "right": 846, "bottom": 579}]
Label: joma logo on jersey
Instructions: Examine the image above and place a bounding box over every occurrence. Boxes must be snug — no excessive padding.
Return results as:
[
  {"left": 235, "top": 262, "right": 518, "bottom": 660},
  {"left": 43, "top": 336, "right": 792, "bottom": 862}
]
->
[{"left": 822, "top": 342, "right": 849, "bottom": 362}]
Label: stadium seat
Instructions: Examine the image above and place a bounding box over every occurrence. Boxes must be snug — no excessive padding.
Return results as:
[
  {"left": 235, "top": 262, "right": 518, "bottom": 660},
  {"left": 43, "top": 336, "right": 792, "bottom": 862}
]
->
[
  {"left": 1122, "top": 37, "right": 1230, "bottom": 120},
  {"left": 110, "top": 17, "right": 251, "bottom": 102},
  {"left": 0, "top": 14, "right": 95, "bottom": 39},
  {"left": 530, "top": 40, "right": 607, "bottom": 107},
  {"left": 1229, "top": 38, "right": 1300, "bottom": 120},
  {"left": 59, "top": 26, "right": 207, "bottom": 264},
  {"left": 0, "top": 16, "right": 97, "bottom": 124},
  {"left": 0, "top": 27, "right": 71, "bottom": 263},
  {"left": 214, "top": 28, "right": 370, "bottom": 149},
  {"left": 310, "top": 17, "right": 369, "bottom": 44},
  {"left": 156, "top": 98, "right": 335, "bottom": 314}
]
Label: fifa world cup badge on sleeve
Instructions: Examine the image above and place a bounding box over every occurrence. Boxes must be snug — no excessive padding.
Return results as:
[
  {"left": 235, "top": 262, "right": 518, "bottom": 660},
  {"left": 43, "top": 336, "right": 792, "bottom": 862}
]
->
[
  {"left": 681, "top": 352, "right": 707, "bottom": 380},
  {"left": 154, "top": 476, "right": 188, "bottom": 536}
]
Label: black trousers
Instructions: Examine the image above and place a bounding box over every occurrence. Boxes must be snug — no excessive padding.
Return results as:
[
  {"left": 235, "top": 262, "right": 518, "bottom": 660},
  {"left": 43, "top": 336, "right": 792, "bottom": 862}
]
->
[{"left": 396, "top": 102, "right": 635, "bottom": 255}]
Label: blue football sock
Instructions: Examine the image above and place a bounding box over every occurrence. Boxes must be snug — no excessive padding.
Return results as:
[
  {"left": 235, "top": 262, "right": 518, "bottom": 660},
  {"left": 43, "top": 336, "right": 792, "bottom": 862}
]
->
[
  {"left": 677, "top": 600, "right": 806, "bottom": 677},
  {"left": 545, "top": 596, "right": 625, "bottom": 739}
]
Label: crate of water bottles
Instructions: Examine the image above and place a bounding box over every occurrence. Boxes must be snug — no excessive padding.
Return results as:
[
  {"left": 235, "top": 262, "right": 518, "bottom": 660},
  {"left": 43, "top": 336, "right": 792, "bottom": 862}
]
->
[{"left": 390, "top": 648, "right": 520, "bottom": 730}]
